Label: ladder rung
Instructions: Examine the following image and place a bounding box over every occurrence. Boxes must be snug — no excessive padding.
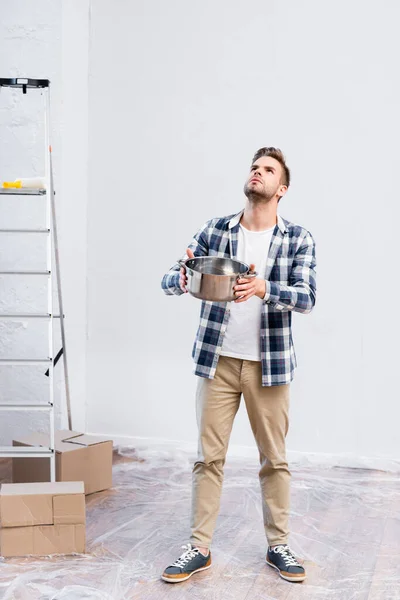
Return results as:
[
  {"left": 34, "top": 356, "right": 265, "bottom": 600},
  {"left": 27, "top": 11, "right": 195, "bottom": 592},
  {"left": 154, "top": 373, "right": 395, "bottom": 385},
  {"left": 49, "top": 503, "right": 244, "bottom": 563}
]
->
[
  {"left": 0, "top": 228, "right": 50, "bottom": 233},
  {"left": 0, "top": 314, "right": 63, "bottom": 319},
  {"left": 0, "top": 189, "right": 46, "bottom": 196},
  {"left": 0, "top": 271, "right": 50, "bottom": 275},
  {"left": 0, "top": 77, "right": 50, "bottom": 89},
  {"left": 0, "top": 446, "right": 54, "bottom": 457},
  {"left": 0, "top": 359, "right": 52, "bottom": 365},
  {"left": 0, "top": 314, "right": 50, "bottom": 319},
  {"left": 0, "top": 403, "right": 53, "bottom": 410}
]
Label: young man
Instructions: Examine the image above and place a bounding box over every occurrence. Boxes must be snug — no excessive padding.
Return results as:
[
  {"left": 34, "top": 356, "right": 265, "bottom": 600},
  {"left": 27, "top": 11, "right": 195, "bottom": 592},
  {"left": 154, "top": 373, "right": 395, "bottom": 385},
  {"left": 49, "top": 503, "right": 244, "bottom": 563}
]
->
[{"left": 160, "top": 147, "right": 317, "bottom": 584}]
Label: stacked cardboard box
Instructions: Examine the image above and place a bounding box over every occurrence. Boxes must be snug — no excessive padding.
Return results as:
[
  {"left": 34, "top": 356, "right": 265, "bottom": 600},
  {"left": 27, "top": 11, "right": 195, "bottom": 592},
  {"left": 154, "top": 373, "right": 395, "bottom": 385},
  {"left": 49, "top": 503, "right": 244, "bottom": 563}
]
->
[
  {"left": 0, "top": 481, "right": 85, "bottom": 557},
  {"left": 12, "top": 430, "right": 113, "bottom": 495}
]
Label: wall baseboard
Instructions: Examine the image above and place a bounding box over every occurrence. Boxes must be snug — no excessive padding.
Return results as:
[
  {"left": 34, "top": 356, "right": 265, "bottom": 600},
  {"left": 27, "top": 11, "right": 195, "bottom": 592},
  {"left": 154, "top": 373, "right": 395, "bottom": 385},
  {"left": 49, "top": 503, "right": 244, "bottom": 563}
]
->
[{"left": 100, "top": 433, "right": 400, "bottom": 473}]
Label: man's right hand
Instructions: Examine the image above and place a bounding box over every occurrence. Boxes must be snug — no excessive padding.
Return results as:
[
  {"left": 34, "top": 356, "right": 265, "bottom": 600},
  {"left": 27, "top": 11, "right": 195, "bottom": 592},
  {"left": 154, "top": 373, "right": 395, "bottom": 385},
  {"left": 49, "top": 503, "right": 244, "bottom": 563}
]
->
[{"left": 180, "top": 248, "right": 195, "bottom": 292}]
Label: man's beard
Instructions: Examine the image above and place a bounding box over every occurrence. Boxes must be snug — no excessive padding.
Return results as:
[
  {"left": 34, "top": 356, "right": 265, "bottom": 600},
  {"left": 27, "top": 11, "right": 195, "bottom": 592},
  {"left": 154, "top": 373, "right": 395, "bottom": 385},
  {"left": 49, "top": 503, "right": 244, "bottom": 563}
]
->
[{"left": 243, "top": 182, "right": 278, "bottom": 203}]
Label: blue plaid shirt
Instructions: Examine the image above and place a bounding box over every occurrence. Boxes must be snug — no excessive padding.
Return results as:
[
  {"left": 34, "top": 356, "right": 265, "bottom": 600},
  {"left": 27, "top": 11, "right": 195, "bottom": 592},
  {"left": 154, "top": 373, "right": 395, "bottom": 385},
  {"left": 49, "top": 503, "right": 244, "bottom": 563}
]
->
[{"left": 161, "top": 209, "right": 317, "bottom": 386}]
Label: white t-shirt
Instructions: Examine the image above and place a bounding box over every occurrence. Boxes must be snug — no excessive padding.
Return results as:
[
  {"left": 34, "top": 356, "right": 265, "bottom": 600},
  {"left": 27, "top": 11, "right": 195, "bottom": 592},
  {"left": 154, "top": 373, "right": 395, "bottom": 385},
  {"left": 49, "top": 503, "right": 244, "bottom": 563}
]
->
[{"left": 220, "top": 223, "right": 274, "bottom": 361}]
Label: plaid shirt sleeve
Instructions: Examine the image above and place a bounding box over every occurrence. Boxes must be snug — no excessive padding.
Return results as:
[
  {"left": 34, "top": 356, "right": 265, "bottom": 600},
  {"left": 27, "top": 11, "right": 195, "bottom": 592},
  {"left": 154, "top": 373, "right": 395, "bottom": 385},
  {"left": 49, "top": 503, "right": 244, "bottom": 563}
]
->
[
  {"left": 263, "top": 230, "right": 317, "bottom": 313},
  {"left": 161, "top": 221, "right": 210, "bottom": 296}
]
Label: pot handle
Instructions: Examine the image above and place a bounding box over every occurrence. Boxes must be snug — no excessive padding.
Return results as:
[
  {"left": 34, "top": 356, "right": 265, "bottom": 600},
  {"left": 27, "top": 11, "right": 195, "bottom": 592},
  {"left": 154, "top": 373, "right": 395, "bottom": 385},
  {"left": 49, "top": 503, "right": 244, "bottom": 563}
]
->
[
  {"left": 177, "top": 259, "right": 187, "bottom": 269},
  {"left": 240, "top": 270, "right": 258, "bottom": 279},
  {"left": 235, "top": 269, "right": 258, "bottom": 300}
]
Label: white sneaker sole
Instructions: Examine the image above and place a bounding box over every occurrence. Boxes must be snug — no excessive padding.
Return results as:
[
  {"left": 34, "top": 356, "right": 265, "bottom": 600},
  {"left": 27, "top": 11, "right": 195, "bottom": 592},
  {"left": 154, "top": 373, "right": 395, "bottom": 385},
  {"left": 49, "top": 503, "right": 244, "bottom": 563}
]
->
[
  {"left": 161, "top": 564, "right": 211, "bottom": 583},
  {"left": 266, "top": 559, "right": 306, "bottom": 583}
]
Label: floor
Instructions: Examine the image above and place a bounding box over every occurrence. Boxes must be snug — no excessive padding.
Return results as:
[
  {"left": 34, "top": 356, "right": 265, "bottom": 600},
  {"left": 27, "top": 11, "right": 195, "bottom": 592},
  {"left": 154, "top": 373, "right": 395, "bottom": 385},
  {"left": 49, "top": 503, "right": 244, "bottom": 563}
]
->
[{"left": 0, "top": 446, "right": 399, "bottom": 600}]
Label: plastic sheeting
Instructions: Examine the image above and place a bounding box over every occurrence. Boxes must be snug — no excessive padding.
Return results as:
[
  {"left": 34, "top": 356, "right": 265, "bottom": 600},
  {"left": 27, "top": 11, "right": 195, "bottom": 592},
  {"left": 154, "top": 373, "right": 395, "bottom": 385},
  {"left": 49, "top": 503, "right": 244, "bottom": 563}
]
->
[{"left": 1, "top": 445, "right": 399, "bottom": 600}]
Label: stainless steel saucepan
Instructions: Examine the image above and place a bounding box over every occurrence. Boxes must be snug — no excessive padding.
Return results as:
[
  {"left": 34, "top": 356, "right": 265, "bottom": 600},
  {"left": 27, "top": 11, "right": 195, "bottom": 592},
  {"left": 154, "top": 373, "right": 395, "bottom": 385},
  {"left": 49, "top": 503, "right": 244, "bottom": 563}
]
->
[{"left": 178, "top": 256, "right": 257, "bottom": 302}]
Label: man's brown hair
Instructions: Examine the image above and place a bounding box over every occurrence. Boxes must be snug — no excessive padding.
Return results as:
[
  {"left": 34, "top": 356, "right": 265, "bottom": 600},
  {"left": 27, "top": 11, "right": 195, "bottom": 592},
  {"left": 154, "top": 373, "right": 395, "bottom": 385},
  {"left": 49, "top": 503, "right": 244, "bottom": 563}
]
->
[{"left": 251, "top": 147, "right": 290, "bottom": 200}]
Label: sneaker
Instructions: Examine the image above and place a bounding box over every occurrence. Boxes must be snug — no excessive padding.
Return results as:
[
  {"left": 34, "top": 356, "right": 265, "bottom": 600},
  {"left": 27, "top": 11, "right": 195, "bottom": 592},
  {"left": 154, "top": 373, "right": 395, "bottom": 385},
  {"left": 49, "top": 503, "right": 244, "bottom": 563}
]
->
[
  {"left": 161, "top": 544, "right": 212, "bottom": 583},
  {"left": 266, "top": 544, "right": 306, "bottom": 582}
]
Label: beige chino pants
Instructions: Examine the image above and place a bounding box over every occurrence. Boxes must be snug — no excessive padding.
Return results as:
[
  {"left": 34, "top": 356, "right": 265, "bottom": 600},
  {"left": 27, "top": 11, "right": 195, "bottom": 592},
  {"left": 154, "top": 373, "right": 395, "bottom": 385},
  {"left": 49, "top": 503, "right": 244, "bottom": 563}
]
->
[{"left": 189, "top": 355, "right": 291, "bottom": 549}]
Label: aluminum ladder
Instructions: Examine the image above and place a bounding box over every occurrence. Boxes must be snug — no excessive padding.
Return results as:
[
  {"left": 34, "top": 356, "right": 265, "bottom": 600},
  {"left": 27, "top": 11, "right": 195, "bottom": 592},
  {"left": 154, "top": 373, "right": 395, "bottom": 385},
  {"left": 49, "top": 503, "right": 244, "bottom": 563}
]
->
[{"left": 0, "top": 77, "right": 71, "bottom": 482}]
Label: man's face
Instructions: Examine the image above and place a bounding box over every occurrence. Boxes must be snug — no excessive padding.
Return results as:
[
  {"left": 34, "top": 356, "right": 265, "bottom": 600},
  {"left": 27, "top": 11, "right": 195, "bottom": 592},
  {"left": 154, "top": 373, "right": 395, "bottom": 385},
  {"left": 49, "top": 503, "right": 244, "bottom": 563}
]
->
[{"left": 243, "top": 156, "right": 287, "bottom": 203}]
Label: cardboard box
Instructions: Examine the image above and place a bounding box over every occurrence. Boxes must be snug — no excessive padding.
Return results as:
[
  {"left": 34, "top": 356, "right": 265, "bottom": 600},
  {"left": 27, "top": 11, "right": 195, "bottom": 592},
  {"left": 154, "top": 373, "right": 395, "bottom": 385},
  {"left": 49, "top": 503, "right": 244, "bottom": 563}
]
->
[
  {"left": 12, "top": 430, "right": 113, "bottom": 495},
  {"left": 0, "top": 481, "right": 85, "bottom": 557}
]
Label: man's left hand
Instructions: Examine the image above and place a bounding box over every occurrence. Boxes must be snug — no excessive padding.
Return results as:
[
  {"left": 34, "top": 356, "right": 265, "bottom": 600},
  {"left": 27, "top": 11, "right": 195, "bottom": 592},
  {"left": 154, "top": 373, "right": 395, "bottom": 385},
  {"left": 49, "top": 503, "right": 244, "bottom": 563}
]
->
[{"left": 233, "top": 263, "right": 266, "bottom": 303}]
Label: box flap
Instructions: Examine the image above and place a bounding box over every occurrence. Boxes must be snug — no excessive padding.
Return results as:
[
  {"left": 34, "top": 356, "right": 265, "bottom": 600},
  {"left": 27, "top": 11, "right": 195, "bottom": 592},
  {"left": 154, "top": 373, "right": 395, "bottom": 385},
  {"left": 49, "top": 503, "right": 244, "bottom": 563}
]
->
[
  {"left": 55, "top": 430, "right": 83, "bottom": 443},
  {"left": 53, "top": 494, "right": 86, "bottom": 525},
  {"left": 13, "top": 431, "right": 85, "bottom": 454},
  {"left": 64, "top": 434, "right": 113, "bottom": 447},
  {"left": 1, "top": 524, "right": 86, "bottom": 557},
  {"left": 33, "top": 524, "right": 86, "bottom": 556},
  {"left": 12, "top": 432, "right": 49, "bottom": 448},
  {"left": 1, "top": 526, "right": 35, "bottom": 556},
  {"left": 12, "top": 430, "right": 113, "bottom": 452},
  {"left": 0, "top": 494, "right": 53, "bottom": 527}
]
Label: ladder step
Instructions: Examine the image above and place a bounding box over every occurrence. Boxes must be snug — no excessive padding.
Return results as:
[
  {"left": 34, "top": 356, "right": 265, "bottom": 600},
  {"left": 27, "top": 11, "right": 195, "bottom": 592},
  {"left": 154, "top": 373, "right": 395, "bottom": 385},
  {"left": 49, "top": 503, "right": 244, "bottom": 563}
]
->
[
  {"left": 0, "top": 403, "right": 53, "bottom": 410},
  {"left": 0, "top": 228, "right": 50, "bottom": 233},
  {"left": 0, "top": 314, "right": 63, "bottom": 319},
  {"left": 0, "top": 188, "right": 46, "bottom": 196},
  {"left": 0, "top": 359, "right": 52, "bottom": 365},
  {"left": 0, "top": 77, "right": 50, "bottom": 89},
  {"left": 0, "top": 446, "right": 54, "bottom": 457},
  {"left": 0, "top": 270, "right": 50, "bottom": 275}
]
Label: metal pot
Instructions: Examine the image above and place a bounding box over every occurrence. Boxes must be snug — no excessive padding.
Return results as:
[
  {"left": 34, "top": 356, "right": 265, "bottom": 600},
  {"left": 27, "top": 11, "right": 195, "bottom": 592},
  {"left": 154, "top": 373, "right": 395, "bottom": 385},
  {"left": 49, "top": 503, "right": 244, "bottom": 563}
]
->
[{"left": 178, "top": 256, "right": 257, "bottom": 302}]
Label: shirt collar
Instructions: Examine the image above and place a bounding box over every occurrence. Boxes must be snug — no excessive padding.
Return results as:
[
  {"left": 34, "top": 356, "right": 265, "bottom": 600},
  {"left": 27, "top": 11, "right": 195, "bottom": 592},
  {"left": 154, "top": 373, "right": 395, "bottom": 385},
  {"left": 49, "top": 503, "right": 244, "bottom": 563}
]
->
[{"left": 228, "top": 209, "right": 287, "bottom": 234}]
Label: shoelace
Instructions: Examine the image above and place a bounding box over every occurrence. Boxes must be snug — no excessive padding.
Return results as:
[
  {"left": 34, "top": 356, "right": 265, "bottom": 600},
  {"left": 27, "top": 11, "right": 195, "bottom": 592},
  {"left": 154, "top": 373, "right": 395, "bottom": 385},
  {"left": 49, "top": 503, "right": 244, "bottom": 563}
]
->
[
  {"left": 171, "top": 544, "right": 200, "bottom": 568},
  {"left": 272, "top": 545, "right": 301, "bottom": 567}
]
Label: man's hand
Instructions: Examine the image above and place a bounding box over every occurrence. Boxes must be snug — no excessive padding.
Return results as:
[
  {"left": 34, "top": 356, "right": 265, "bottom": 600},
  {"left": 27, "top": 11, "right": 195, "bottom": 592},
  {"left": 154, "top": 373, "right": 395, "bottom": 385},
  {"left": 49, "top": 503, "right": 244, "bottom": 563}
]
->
[
  {"left": 233, "top": 263, "right": 266, "bottom": 303},
  {"left": 179, "top": 248, "right": 195, "bottom": 293}
]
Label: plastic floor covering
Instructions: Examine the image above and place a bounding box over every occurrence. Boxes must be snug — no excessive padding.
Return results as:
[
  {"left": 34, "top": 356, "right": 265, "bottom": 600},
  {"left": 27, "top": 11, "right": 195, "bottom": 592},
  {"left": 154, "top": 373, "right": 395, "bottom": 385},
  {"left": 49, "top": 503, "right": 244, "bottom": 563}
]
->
[{"left": 0, "top": 445, "right": 399, "bottom": 600}]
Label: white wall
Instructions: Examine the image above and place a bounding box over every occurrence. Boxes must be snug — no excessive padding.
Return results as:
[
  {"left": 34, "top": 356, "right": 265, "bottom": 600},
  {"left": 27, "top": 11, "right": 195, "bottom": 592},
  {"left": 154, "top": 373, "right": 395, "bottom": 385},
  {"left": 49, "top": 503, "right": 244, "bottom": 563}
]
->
[
  {"left": 86, "top": 0, "right": 400, "bottom": 463},
  {"left": 60, "top": 0, "right": 90, "bottom": 432},
  {"left": 1, "top": 1, "right": 399, "bottom": 465}
]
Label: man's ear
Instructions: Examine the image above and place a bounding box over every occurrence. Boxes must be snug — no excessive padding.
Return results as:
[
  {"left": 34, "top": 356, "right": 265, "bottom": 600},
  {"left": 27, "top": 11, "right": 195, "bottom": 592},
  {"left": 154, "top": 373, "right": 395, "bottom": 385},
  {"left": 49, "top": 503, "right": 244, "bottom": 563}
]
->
[{"left": 279, "top": 185, "right": 288, "bottom": 198}]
